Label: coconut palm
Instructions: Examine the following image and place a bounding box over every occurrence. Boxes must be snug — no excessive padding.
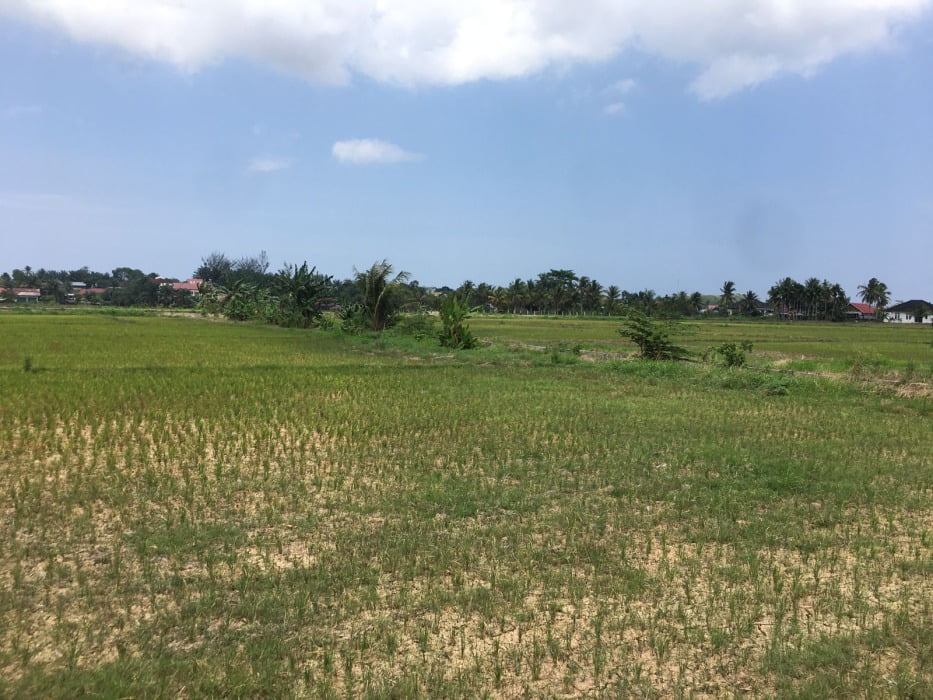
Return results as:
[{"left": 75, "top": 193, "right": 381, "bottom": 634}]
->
[
  {"left": 720, "top": 281, "right": 736, "bottom": 311},
  {"left": 604, "top": 285, "right": 621, "bottom": 316},
  {"left": 858, "top": 277, "right": 890, "bottom": 319},
  {"left": 739, "top": 290, "right": 759, "bottom": 316},
  {"left": 356, "top": 260, "right": 410, "bottom": 331}
]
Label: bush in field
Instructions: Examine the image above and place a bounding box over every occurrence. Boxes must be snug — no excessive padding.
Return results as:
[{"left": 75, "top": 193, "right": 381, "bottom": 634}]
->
[
  {"left": 270, "top": 263, "right": 332, "bottom": 328},
  {"left": 198, "top": 262, "right": 331, "bottom": 328},
  {"left": 438, "top": 295, "right": 478, "bottom": 349},
  {"left": 198, "top": 280, "right": 266, "bottom": 321},
  {"left": 338, "top": 303, "right": 368, "bottom": 334},
  {"left": 395, "top": 313, "right": 438, "bottom": 341},
  {"left": 619, "top": 307, "right": 688, "bottom": 360},
  {"left": 709, "top": 341, "right": 753, "bottom": 367}
]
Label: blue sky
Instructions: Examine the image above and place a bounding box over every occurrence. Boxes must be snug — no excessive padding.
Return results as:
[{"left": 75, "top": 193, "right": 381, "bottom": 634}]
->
[{"left": 1, "top": 2, "right": 931, "bottom": 300}]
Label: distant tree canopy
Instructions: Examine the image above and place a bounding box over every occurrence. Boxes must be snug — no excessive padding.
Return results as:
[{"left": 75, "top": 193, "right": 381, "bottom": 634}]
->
[
  {"left": 767, "top": 277, "right": 850, "bottom": 321},
  {"left": 0, "top": 254, "right": 879, "bottom": 326},
  {"left": 195, "top": 251, "right": 271, "bottom": 287}
]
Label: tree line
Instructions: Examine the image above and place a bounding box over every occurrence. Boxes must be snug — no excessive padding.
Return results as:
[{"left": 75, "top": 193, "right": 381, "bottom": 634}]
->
[{"left": 2, "top": 254, "right": 894, "bottom": 325}]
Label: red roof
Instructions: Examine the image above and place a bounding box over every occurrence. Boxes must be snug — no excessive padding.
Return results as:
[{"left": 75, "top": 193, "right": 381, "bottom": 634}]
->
[
  {"left": 849, "top": 302, "right": 875, "bottom": 314},
  {"left": 76, "top": 287, "right": 108, "bottom": 295},
  {"left": 171, "top": 278, "right": 202, "bottom": 292}
]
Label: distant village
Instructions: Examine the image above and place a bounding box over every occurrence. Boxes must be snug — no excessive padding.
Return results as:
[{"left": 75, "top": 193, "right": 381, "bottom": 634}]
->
[{"left": 1, "top": 262, "right": 931, "bottom": 324}]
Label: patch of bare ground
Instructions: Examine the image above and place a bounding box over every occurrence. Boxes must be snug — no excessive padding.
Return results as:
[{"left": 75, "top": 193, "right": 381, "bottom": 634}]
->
[
  {"left": 290, "top": 506, "right": 930, "bottom": 697},
  {"left": 579, "top": 350, "right": 632, "bottom": 363},
  {"left": 894, "top": 381, "right": 933, "bottom": 399}
]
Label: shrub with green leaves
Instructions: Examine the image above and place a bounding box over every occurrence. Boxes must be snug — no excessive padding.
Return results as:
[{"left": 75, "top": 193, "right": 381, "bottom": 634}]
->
[
  {"left": 619, "top": 307, "right": 688, "bottom": 360},
  {"left": 710, "top": 341, "right": 753, "bottom": 367},
  {"left": 438, "top": 295, "right": 478, "bottom": 349},
  {"left": 394, "top": 313, "right": 438, "bottom": 341}
]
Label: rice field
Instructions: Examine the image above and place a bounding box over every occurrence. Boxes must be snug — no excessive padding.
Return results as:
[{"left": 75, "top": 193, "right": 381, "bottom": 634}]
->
[{"left": 1, "top": 312, "right": 930, "bottom": 697}]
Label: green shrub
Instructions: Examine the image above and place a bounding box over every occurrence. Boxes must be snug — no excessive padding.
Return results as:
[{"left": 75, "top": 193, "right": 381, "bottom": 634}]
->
[
  {"left": 619, "top": 308, "right": 688, "bottom": 361},
  {"left": 338, "top": 303, "right": 368, "bottom": 334},
  {"left": 394, "top": 313, "right": 438, "bottom": 341},
  {"left": 710, "top": 341, "right": 753, "bottom": 367},
  {"left": 438, "top": 295, "right": 478, "bottom": 349}
]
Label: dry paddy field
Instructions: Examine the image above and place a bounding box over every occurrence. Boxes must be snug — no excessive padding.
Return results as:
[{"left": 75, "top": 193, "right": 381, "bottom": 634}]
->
[{"left": 0, "top": 312, "right": 930, "bottom": 697}]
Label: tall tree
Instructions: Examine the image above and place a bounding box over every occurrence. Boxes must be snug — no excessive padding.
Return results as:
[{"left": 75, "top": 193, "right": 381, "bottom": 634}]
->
[
  {"left": 604, "top": 285, "right": 621, "bottom": 316},
  {"left": 196, "top": 252, "right": 234, "bottom": 285},
  {"left": 858, "top": 277, "right": 889, "bottom": 319},
  {"left": 356, "top": 260, "right": 410, "bottom": 331},
  {"left": 739, "top": 290, "right": 759, "bottom": 316},
  {"left": 720, "top": 281, "right": 736, "bottom": 310}
]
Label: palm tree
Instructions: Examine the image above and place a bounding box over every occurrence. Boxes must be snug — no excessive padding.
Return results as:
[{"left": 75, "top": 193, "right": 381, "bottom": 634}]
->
[
  {"left": 740, "top": 290, "right": 759, "bottom": 316},
  {"left": 356, "top": 260, "right": 410, "bottom": 331},
  {"left": 506, "top": 278, "right": 527, "bottom": 314},
  {"left": 582, "top": 278, "right": 603, "bottom": 314},
  {"left": 720, "top": 281, "right": 736, "bottom": 312},
  {"left": 604, "top": 285, "right": 621, "bottom": 316},
  {"left": 875, "top": 282, "right": 890, "bottom": 319},
  {"left": 857, "top": 277, "right": 890, "bottom": 320},
  {"left": 857, "top": 278, "right": 881, "bottom": 306},
  {"left": 689, "top": 291, "right": 703, "bottom": 315},
  {"left": 489, "top": 286, "right": 508, "bottom": 313},
  {"left": 828, "top": 283, "right": 849, "bottom": 321}
]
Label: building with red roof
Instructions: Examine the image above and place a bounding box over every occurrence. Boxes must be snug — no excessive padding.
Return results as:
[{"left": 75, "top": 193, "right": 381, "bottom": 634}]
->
[{"left": 846, "top": 302, "right": 876, "bottom": 320}]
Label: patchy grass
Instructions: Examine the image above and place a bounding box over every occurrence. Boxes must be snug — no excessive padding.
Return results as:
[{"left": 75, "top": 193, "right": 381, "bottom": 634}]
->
[{"left": 0, "top": 313, "right": 930, "bottom": 697}]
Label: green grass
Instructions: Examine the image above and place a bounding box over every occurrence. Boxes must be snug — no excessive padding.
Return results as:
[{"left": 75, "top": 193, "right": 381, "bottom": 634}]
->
[{"left": 1, "top": 312, "right": 930, "bottom": 697}]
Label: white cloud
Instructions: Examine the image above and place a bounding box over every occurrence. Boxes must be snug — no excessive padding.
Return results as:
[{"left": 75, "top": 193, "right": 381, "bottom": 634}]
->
[
  {"left": 603, "top": 102, "right": 626, "bottom": 116},
  {"left": 607, "top": 78, "right": 637, "bottom": 95},
  {"left": 247, "top": 157, "right": 291, "bottom": 173},
  {"left": 332, "top": 139, "right": 422, "bottom": 165},
  {"left": 2, "top": 1, "right": 930, "bottom": 98}
]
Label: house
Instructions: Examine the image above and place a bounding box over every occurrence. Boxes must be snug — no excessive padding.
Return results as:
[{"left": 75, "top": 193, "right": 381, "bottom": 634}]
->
[
  {"left": 884, "top": 300, "right": 933, "bottom": 324},
  {"left": 9, "top": 287, "right": 41, "bottom": 303},
  {"left": 727, "top": 300, "right": 773, "bottom": 316},
  {"left": 171, "top": 278, "right": 203, "bottom": 294},
  {"left": 846, "top": 302, "right": 876, "bottom": 321},
  {"left": 75, "top": 287, "right": 109, "bottom": 302}
]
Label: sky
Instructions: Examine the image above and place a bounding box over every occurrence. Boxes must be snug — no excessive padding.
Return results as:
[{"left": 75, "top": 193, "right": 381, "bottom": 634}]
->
[{"left": 1, "top": 1, "right": 932, "bottom": 300}]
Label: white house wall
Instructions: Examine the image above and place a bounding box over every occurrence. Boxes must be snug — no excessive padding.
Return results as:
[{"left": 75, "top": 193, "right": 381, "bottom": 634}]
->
[{"left": 885, "top": 311, "right": 933, "bottom": 324}]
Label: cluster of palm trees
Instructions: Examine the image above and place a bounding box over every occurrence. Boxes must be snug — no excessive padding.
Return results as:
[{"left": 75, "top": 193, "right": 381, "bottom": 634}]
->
[
  {"left": 718, "top": 281, "right": 765, "bottom": 316},
  {"left": 452, "top": 270, "right": 705, "bottom": 317},
  {"left": 764, "top": 277, "right": 851, "bottom": 321}
]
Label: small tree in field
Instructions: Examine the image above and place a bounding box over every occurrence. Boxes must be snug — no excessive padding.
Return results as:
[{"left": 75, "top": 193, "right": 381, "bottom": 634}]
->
[
  {"left": 356, "top": 260, "right": 410, "bottom": 331},
  {"left": 438, "top": 295, "right": 478, "bottom": 349},
  {"left": 619, "top": 308, "right": 688, "bottom": 360}
]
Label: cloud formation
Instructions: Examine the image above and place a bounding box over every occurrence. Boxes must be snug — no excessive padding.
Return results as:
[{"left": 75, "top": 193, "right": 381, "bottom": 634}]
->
[
  {"left": 247, "top": 157, "right": 291, "bottom": 173},
  {"left": 3, "top": 1, "right": 929, "bottom": 98},
  {"left": 607, "top": 79, "right": 637, "bottom": 96},
  {"left": 332, "top": 139, "right": 422, "bottom": 165}
]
